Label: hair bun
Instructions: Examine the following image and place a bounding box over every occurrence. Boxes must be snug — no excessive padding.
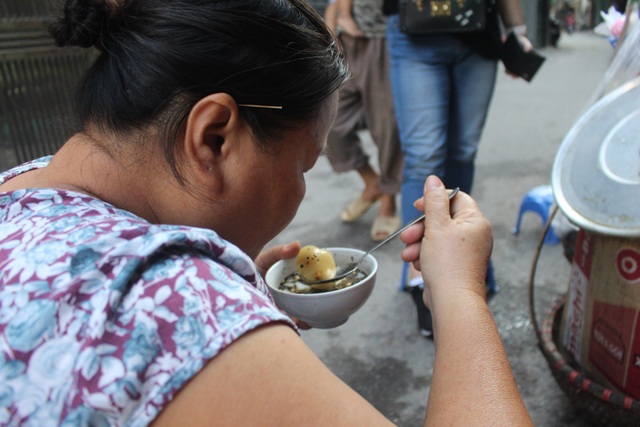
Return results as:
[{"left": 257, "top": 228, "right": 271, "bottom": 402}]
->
[{"left": 49, "top": 0, "right": 112, "bottom": 49}]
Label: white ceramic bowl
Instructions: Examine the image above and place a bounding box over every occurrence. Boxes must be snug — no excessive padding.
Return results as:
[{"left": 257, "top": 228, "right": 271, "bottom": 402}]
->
[{"left": 265, "top": 247, "right": 378, "bottom": 329}]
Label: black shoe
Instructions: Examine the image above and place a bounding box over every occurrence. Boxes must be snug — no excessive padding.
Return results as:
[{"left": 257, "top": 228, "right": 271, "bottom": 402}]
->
[{"left": 410, "top": 285, "right": 433, "bottom": 339}]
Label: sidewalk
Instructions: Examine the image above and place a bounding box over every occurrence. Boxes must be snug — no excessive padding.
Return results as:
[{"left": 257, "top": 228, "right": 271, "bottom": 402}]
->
[{"left": 269, "top": 31, "right": 616, "bottom": 426}]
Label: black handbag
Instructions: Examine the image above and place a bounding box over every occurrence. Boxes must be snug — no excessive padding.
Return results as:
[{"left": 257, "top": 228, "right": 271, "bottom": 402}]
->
[{"left": 399, "top": 0, "right": 486, "bottom": 35}]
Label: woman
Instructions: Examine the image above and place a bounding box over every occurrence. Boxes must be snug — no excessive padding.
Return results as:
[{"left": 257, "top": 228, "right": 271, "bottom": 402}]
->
[
  {"left": 0, "top": 0, "right": 532, "bottom": 425},
  {"left": 324, "top": 0, "right": 404, "bottom": 242},
  {"left": 384, "top": 0, "right": 533, "bottom": 337}
]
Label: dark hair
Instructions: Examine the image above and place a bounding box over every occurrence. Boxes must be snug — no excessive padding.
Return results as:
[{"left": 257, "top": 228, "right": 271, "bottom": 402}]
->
[{"left": 49, "top": 0, "right": 348, "bottom": 182}]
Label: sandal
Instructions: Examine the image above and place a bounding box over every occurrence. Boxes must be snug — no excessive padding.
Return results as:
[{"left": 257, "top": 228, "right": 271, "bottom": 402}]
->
[
  {"left": 341, "top": 195, "right": 381, "bottom": 222},
  {"left": 370, "top": 215, "right": 401, "bottom": 242}
]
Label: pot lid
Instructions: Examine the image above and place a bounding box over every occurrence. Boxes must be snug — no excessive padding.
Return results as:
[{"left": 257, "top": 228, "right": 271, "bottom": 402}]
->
[{"left": 552, "top": 76, "right": 640, "bottom": 237}]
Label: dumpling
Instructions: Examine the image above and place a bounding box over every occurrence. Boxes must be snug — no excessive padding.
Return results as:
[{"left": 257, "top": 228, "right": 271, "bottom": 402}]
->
[{"left": 296, "top": 245, "right": 336, "bottom": 283}]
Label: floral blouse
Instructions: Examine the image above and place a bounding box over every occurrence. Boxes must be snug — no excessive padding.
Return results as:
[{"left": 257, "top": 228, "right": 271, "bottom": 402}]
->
[{"left": 0, "top": 157, "right": 295, "bottom": 426}]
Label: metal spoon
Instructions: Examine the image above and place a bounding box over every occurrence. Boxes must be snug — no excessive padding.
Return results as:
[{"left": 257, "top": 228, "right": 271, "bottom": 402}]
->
[{"left": 310, "top": 187, "right": 460, "bottom": 287}]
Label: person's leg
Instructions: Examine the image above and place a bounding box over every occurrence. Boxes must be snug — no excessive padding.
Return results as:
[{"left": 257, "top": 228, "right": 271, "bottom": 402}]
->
[
  {"left": 324, "top": 62, "right": 366, "bottom": 176},
  {"left": 387, "top": 19, "right": 457, "bottom": 228},
  {"left": 325, "top": 35, "right": 382, "bottom": 220},
  {"left": 361, "top": 37, "right": 403, "bottom": 238},
  {"left": 387, "top": 16, "right": 456, "bottom": 283},
  {"left": 387, "top": 19, "right": 462, "bottom": 336},
  {"left": 444, "top": 46, "right": 497, "bottom": 195},
  {"left": 445, "top": 46, "right": 499, "bottom": 293}
]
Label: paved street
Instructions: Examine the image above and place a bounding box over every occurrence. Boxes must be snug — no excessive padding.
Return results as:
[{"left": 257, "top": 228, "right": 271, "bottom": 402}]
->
[{"left": 268, "top": 31, "right": 618, "bottom": 426}]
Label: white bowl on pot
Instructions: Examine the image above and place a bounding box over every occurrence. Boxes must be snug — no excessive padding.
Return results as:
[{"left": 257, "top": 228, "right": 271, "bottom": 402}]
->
[{"left": 265, "top": 247, "right": 378, "bottom": 329}]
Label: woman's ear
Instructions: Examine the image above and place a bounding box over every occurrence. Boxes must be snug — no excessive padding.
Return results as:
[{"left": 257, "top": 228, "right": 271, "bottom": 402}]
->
[{"left": 181, "top": 93, "right": 245, "bottom": 188}]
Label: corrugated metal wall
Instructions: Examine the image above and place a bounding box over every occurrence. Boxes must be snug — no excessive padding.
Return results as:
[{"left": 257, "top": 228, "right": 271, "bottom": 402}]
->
[{"left": 0, "top": 0, "right": 97, "bottom": 170}]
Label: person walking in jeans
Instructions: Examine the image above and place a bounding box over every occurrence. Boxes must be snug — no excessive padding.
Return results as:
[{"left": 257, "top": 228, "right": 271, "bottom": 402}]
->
[{"left": 384, "top": 0, "right": 532, "bottom": 337}]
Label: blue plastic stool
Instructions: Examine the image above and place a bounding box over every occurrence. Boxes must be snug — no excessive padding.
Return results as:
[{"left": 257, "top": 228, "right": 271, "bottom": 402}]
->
[{"left": 512, "top": 185, "right": 560, "bottom": 245}]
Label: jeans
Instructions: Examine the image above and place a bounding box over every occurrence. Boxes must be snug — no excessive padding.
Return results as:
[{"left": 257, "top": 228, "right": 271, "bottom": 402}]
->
[
  {"left": 386, "top": 15, "right": 498, "bottom": 290},
  {"left": 386, "top": 14, "right": 497, "bottom": 225}
]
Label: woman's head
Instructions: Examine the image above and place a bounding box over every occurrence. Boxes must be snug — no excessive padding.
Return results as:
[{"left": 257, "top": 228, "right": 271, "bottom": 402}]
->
[
  {"left": 50, "top": 0, "right": 348, "bottom": 181},
  {"left": 48, "top": 0, "right": 347, "bottom": 256}
]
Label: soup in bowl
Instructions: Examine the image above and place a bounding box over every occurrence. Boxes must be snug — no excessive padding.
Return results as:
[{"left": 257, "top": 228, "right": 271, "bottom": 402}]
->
[{"left": 265, "top": 247, "right": 378, "bottom": 329}]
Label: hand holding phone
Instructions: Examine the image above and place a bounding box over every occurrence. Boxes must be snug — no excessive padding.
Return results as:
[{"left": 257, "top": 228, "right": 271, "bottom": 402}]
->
[{"left": 501, "top": 32, "right": 545, "bottom": 82}]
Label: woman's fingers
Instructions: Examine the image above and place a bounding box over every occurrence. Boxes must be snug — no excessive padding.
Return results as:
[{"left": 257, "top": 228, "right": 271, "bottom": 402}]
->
[
  {"left": 412, "top": 185, "right": 462, "bottom": 217},
  {"left": 402, "top": 177, "right": 458, "bottom": 265},
  {"left": 401, "top": 241, "right": 422, "bottom": 264},
  {"left": 416, "top": 176, "right": 493, "bottom": 304},
  {"left": 254, "top": 241, "right": 301, "bottom": 277},
  {"left": 422, "top": 176, "right": 452, "bottom": 228}
]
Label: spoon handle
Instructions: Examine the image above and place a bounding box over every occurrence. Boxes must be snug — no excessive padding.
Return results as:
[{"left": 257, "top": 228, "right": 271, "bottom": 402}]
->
[{"left": 358, "top": 187, "right": 460, "bottom": 262}]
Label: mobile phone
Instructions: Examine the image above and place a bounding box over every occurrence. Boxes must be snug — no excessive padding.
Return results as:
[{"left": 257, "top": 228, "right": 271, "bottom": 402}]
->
[{"left": 501, "top": 32, "right": 545, "bottom": 82}]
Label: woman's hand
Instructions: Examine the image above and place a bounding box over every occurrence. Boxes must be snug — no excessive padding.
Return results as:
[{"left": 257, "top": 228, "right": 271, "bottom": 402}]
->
[
  {"left": 254, "top": 241, "right": 301, "bottom": 278},
  {"left": 402, "top": 177, "right": 532, "bottom": 426},
  {"left": 254, "top": 241, "right": 311, "bottom": 329},
  {"left": 337, "top": 15, "right": 363, "bottom": 37},
  {"left": 400, "top": 175, "right": 493, "bottom": 308},
  {"left": 503, "top": 32, "right": 534, "bottom": 79},
  {"left": 516, "top": 34, "right": 533, "bottom": 52}
]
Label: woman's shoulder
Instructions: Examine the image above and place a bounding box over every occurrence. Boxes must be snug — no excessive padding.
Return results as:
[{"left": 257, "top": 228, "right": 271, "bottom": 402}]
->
[{"left": 0, "top": 156, "right": 52, "bottom": 185}]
